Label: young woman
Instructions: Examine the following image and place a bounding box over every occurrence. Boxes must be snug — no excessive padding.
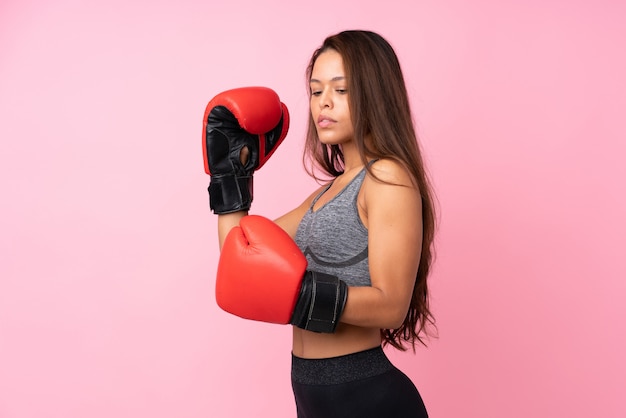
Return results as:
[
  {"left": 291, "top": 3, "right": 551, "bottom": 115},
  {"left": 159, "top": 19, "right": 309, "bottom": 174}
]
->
[{"left": 205, "top": 30, "right": 436, "bottom": 418}]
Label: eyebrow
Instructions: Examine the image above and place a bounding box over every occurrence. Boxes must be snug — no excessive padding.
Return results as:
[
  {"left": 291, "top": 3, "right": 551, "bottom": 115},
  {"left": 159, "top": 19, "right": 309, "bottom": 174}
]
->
[{"left": 309, "top": 76, "right": 346, "bottom": 83}]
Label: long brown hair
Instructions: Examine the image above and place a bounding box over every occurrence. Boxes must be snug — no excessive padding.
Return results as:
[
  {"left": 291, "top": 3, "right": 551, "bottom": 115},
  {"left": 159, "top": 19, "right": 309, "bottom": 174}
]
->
[{"left": 304, "top": 30, "right": 437, "bottom": 350}]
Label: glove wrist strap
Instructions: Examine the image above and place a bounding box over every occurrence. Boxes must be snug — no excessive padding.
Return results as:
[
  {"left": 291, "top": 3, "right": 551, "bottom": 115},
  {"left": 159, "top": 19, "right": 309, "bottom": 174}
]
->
[
  {"left": 208, "top": 174, "right": 253, "bottom": 214},
  {"left": 291, "top": 271, "right": 348, "bottom": 333}
]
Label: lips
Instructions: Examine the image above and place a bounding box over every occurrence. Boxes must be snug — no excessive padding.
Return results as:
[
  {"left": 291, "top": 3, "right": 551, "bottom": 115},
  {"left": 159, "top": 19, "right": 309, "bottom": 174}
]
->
[{"left": 317, "top": 114, "right": 336, "bottom": 128}]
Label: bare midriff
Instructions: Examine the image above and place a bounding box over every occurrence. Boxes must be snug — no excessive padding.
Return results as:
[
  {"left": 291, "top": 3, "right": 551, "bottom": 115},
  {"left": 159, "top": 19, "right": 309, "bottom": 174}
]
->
[{"left": 292, "top": 323, "right": 381, "bottom": 359}]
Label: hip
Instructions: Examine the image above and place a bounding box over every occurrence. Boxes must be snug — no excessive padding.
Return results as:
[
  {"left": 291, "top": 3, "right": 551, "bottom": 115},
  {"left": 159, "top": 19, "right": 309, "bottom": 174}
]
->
[{"left": 291, "top": 346, "right": 428, "bottom": 418}]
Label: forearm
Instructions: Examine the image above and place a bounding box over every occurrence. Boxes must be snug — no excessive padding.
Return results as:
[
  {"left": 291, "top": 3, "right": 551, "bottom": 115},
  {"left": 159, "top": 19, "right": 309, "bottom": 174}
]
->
[
  {"left": 339, "top": 286, "right": 410, "bottom": 330},
  {"left": 217, "top": 211, "right": 247, "bottom": 250}
]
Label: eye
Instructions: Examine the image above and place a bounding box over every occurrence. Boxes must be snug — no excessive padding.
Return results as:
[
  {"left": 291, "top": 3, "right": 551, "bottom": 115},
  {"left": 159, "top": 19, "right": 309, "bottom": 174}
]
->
[
  {"left": 311, "top": 90, "right": 322, "bottom": 96},
  {"left": 336, "top": 89, "right": 348, "bottom": 94}
]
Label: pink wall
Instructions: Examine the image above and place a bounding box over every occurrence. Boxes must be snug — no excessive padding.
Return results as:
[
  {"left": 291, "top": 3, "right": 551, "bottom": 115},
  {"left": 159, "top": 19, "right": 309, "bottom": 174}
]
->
[{"left": 1, "top": 0, "right": 624, "bottom": 417}]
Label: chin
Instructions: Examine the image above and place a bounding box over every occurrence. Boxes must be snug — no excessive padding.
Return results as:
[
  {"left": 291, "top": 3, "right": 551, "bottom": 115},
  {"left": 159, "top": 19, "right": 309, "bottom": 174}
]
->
[{"left": 317, "top": 134, "right": 350, "bottom": 146}]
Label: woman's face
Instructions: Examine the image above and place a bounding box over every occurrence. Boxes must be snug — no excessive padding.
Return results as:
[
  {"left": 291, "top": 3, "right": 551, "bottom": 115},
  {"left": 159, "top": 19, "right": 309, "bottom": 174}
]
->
[{"left": 309, "top": 49, "right": 354, "bottom": 145}]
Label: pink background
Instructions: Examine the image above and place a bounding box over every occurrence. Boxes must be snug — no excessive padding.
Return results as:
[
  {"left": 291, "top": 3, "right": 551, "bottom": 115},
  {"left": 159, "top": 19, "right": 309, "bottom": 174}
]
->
[{"left": 1, "top": 0, "right": 624, "bottom": 417}]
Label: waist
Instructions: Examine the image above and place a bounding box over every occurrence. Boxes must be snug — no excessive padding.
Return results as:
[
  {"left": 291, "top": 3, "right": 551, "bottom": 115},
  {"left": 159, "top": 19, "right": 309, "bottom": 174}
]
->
[
  {"left": 291, "top": 346, "right": 394, "bottom": 385},
  {"left": 292, "top": 323, "right": 381, "bottom": 359}
]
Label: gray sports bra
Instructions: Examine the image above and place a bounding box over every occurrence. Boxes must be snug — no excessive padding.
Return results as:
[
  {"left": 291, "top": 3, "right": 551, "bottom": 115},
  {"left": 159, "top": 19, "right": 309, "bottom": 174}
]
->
[{"left": 295, "top": 167, "right": 371, "bottom": 287}]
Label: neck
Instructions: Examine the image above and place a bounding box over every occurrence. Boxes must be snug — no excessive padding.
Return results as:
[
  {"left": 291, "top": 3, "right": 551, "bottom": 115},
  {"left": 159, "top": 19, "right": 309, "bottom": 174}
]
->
[{"left": 341, "top": 142, "right": 364, "bottom": 173}]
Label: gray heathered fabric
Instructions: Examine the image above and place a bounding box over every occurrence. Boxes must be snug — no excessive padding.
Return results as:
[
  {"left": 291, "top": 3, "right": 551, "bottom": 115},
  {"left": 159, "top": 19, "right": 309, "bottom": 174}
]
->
[{"left": 294, "top": 167, "right": 371, "bottom": 287}]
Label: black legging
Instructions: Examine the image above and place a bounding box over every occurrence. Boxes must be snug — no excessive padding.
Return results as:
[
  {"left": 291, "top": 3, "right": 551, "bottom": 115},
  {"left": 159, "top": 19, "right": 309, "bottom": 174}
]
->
[{"left": 291, "top": 346, "right": 428, "bottom": 418}]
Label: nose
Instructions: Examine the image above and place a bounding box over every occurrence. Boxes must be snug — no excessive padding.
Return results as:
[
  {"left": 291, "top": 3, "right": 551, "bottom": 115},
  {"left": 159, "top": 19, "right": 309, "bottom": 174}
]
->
[{"left": 319, "top": 89, "right": 332, "bottom": 109}]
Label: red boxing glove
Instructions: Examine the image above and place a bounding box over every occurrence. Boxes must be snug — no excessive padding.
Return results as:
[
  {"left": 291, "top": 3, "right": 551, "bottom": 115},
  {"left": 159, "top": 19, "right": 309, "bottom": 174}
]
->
[
  {"left": 202, "top": 87, "right": 289, "bottom": 214},
  {"left": 216, "top": 215, "right": 348, "bottom": 333}
]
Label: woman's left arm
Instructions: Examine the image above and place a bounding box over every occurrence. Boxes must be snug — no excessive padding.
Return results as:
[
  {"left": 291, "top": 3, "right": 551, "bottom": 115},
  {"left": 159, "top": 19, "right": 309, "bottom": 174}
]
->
[{"left": 339, "top": 159, "right": 423, "bottom": 330}]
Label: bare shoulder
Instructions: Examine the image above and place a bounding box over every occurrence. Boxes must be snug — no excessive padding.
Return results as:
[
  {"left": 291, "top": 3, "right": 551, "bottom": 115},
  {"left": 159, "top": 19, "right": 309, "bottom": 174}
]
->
[
  {"left": 367, "top": 158, "right": 415, "bottom": 188},
  {"left": 359, "top": 158, "right": 421, "bottom": 227}
]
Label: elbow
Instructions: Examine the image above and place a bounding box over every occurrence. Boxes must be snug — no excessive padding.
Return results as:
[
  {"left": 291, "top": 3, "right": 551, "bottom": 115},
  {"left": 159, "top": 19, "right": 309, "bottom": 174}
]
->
[{"left": 382, "top": 306, "right": 408, "bottom": 330}]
